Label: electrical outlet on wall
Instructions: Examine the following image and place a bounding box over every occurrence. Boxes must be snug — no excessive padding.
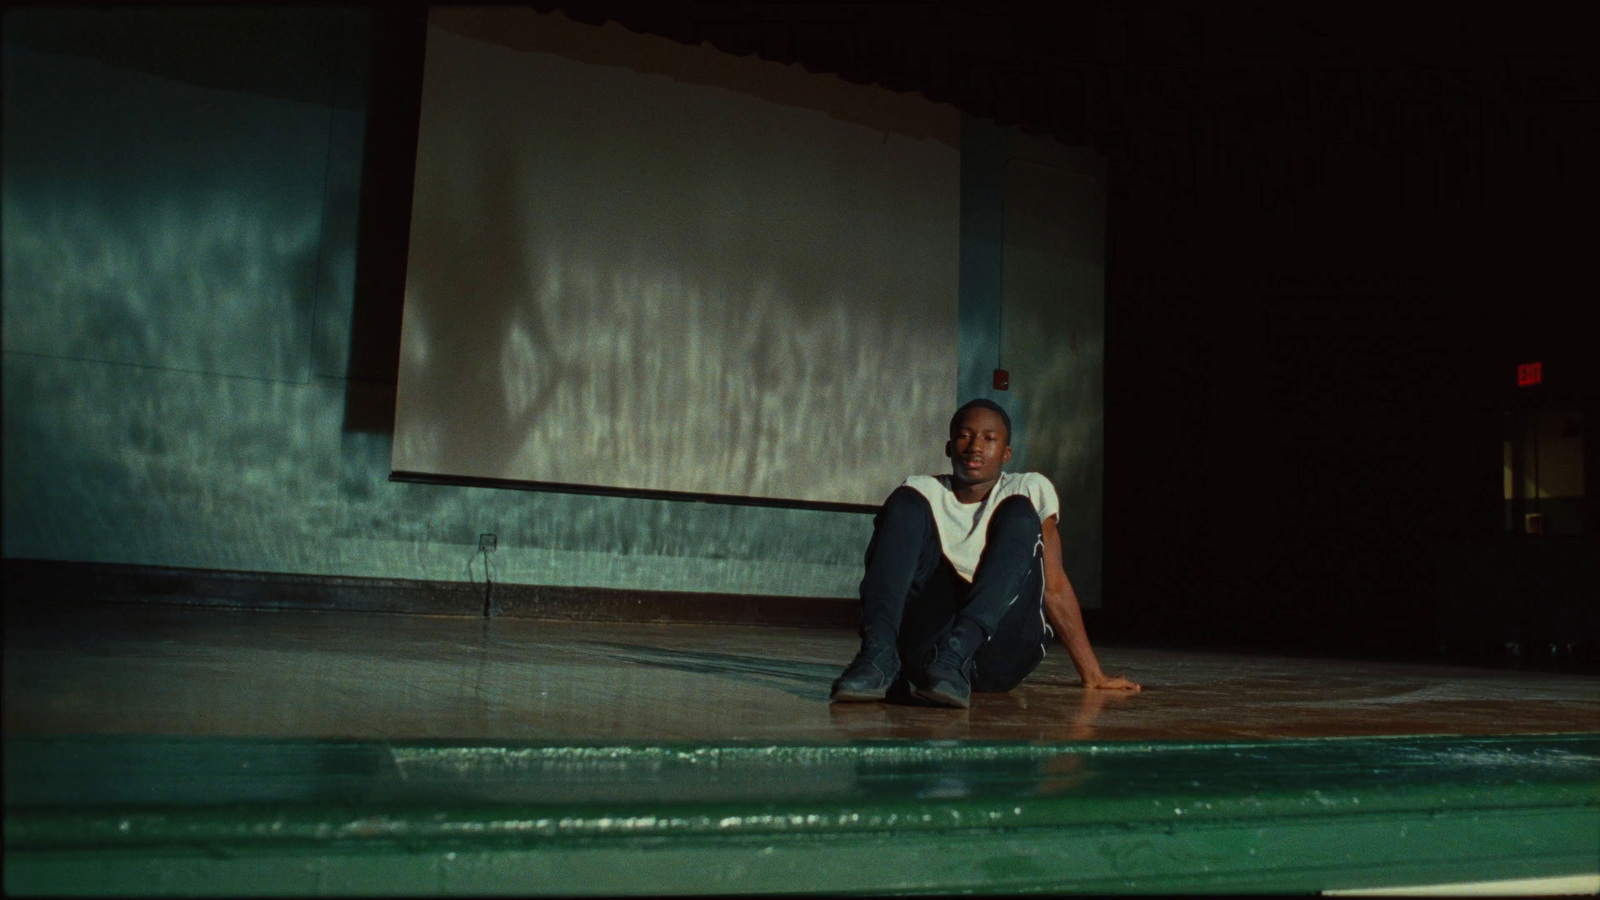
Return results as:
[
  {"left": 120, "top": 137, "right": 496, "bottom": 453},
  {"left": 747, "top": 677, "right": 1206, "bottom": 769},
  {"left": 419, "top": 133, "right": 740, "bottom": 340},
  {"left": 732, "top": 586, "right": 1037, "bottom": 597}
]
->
[{"left": 479, "top": 534, "right": 497, "bottom": 552}]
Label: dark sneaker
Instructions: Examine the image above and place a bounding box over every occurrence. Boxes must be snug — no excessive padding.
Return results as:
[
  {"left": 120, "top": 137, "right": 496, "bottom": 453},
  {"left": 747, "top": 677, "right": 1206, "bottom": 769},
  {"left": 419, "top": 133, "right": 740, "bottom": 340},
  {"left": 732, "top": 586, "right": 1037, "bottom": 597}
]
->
[
  {"left": 912, "top": 637, "right": 976, "bottom": 709},
  {"left": 830, "top": 642, "right": 900, "bottom": 702}
]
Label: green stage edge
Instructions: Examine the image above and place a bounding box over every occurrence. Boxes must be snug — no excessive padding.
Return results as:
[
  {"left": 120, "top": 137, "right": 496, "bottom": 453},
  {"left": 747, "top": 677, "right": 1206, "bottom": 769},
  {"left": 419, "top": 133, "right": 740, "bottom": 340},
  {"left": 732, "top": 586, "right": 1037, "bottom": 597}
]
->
[{"left": 6, "top": 734, "right": 1598, "bottom": 895}]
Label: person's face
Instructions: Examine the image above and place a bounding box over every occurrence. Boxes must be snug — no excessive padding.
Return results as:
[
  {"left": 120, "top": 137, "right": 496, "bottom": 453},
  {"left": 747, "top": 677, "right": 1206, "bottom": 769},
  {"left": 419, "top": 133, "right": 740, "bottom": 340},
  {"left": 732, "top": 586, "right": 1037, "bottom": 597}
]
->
[{"left": 946, "top": 408, "right": 1011, "bottom": 485}]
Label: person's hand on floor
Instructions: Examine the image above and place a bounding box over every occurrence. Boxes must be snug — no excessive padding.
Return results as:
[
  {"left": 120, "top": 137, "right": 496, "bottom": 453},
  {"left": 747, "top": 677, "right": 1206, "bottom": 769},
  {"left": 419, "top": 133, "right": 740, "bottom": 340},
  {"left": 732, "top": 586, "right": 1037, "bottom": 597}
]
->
[{"left": 1083, "top": 673, "right": 1141, "bottom": 692}]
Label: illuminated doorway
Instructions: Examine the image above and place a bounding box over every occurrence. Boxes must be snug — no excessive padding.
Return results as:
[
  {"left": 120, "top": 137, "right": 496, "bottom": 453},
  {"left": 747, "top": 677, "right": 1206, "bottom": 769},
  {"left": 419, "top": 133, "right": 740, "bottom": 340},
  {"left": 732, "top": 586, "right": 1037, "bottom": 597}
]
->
[{"left": 1504, "top": 409, "right": 1588, "bottom": 535}]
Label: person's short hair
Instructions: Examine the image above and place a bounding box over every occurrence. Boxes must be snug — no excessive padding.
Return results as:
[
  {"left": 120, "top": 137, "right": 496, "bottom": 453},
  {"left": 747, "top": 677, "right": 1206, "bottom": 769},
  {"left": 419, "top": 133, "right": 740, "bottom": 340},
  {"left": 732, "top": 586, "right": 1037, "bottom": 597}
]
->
[{"left": 950, "top": 398, "right": 1011, "bottom": 443}]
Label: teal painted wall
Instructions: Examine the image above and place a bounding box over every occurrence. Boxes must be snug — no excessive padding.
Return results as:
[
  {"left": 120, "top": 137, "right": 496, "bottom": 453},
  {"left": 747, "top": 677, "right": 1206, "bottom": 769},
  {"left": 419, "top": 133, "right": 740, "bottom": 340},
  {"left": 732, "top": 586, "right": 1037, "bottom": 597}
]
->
[
  {"left": 958, "top": 113, "right": 1010, "bottom": 407},
  {"left": 960, "top": 117, "right": 1108, "bottom": 607},
  {"left": 2, "top": 10, "right": 1103, "bottom": 604}
]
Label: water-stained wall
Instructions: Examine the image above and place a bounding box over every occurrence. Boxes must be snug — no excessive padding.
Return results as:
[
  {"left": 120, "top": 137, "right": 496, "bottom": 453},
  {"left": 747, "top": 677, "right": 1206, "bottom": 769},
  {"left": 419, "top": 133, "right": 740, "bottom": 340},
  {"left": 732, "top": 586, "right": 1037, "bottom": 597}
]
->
[{"left": 2, "top": 9, "right": 1105, "bottom": 605}]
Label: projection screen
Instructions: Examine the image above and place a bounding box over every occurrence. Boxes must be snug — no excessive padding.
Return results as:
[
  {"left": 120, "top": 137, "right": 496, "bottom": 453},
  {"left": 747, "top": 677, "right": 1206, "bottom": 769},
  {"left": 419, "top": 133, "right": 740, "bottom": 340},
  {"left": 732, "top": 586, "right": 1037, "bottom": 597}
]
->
[{"left": 391, "top": 10, "right": 960, "bottom": 508}]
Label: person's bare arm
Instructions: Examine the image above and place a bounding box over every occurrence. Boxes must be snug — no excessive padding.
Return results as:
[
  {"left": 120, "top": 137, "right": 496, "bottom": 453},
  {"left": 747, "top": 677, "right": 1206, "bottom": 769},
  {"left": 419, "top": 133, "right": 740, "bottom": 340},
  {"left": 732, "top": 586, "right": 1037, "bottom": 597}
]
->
[{"left": 1041, "top": 516, "right": 1141, "bottom": 691}]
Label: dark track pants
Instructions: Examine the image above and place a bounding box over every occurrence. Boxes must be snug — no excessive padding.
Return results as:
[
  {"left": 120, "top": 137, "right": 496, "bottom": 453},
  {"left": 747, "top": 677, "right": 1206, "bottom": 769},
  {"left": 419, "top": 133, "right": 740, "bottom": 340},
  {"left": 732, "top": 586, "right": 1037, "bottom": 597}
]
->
[{"left": 857, "top": 486, "right": 1050, "bottom": 692}]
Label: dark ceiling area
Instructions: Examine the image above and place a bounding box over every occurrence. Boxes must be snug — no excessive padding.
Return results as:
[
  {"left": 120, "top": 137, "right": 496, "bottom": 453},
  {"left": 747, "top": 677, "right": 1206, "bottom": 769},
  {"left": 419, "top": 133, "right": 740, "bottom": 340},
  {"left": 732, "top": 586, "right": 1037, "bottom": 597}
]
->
[
  {"left": 9, "top": 3, "right": 1597, "bottom": 146},
  {"left": 551, "top": 1, "right": 1595, "bottom": 139}
]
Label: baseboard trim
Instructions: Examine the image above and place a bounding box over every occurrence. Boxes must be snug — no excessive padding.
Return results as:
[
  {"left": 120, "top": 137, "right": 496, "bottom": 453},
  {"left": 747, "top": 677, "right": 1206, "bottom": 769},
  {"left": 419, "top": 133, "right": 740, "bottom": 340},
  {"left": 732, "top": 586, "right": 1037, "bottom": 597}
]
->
[{"left": 1, "top": 559, "right": 857, "bottom": 629}]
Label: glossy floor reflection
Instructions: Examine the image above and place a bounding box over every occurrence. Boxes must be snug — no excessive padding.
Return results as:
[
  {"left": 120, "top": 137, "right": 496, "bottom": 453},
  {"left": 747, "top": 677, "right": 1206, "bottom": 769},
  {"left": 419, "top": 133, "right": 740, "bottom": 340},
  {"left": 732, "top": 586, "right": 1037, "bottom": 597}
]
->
[{"left": 5, "top": 606, "right": 1596, "bottom": 741}]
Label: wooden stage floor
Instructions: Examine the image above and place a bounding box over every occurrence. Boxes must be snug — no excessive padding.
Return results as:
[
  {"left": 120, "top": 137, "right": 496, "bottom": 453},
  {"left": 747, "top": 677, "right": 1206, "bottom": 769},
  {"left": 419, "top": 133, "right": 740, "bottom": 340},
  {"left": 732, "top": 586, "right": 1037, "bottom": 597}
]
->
[
  {"left": 6, "top": 605, "right": 1598, "bottom": 895},
  {"left": 6, "top": 605, "right": 1596, "bottom": 742}
]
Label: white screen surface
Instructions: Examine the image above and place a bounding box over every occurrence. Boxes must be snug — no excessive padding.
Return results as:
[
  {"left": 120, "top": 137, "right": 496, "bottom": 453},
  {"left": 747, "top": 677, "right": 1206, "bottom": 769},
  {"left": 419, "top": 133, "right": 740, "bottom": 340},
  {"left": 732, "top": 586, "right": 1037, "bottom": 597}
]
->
[{"left": 392, "top": 12, "right": 959, "bottom": 507}]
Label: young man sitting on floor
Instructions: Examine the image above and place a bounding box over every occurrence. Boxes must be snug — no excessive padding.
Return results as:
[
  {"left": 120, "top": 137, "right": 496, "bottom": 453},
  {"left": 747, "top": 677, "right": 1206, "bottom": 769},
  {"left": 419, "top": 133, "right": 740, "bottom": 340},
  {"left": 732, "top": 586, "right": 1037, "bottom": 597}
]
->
[{"left": 832, "top": 399, "right": 1141, "bottom": 708}]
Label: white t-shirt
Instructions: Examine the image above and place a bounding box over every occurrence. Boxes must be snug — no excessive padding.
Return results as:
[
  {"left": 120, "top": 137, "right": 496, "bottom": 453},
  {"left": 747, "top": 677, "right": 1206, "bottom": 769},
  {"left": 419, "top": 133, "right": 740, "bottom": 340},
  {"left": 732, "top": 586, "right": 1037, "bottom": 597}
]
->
[{"left": 901, "top": 472, "right": 1060, "bottom": 582}]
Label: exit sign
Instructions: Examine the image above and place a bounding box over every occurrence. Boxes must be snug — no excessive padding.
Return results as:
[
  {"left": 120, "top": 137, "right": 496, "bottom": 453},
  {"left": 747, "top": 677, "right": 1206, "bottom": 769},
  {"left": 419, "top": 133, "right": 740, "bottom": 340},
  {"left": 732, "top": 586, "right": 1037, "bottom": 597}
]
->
[{"left": 1517, "top": 362, "right": 1543, "bottom": 387}]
